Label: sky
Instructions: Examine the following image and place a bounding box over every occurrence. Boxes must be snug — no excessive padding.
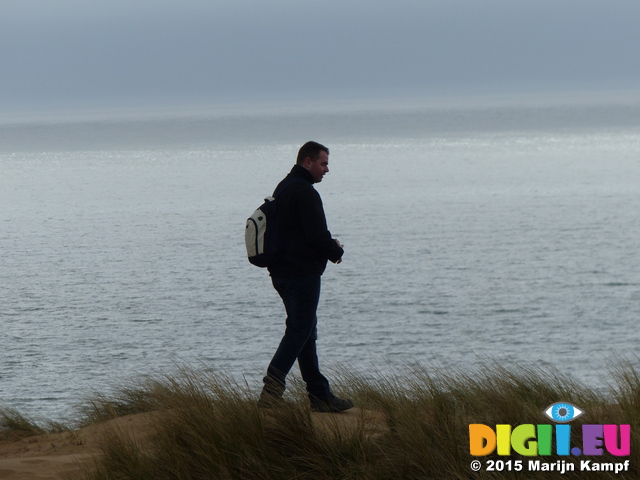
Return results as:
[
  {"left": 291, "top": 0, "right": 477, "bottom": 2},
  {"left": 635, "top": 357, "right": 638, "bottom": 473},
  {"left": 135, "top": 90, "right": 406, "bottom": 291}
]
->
[{"left": 2, "top": 0, "right": 640, "bottom": 117}]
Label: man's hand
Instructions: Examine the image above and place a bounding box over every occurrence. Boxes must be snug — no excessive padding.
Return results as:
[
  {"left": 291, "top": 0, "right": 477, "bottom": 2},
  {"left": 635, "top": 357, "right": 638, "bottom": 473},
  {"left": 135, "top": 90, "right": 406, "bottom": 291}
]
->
[{"left": 335, "top": 239, "right": 344, "bottom": 263}]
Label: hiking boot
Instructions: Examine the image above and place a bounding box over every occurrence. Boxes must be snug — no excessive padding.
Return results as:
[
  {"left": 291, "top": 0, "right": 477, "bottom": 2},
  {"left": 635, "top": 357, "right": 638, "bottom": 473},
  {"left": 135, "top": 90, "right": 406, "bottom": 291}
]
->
[
  {"left": 257, "top": 391, "right": 286, "bottom": 409},
  {"left": 310, "top": 395, "right": 354, "bottom": 413}
]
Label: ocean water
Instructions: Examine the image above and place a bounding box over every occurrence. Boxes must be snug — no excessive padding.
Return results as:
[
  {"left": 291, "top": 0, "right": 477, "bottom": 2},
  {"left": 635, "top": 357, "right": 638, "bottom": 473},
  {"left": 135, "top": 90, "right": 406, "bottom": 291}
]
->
[{"left": 1, "top": 103, "right": 640, "bottom": 422}]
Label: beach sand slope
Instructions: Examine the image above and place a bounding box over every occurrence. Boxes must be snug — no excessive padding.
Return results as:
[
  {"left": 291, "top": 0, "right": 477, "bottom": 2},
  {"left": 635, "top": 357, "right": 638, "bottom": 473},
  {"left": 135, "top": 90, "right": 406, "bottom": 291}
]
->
[{"left": 0, "top": 408, "right": 385, "bottom": 479}]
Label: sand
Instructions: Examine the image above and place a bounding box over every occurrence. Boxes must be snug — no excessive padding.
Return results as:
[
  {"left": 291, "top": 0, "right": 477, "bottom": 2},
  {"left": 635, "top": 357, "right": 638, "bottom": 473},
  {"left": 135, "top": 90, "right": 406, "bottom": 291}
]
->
[
  {"left": 0, "top": 412, "right": 156, "bottom": 480},
  {"left": 0, "top": 408, "right": 385, "bottom": 479}
]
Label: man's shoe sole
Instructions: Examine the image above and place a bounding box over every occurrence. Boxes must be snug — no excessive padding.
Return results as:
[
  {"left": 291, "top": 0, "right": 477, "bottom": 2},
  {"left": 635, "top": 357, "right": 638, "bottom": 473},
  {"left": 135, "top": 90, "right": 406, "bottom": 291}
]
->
[{"left": 310, "top": 400, "right": 354, "bottom": 413}]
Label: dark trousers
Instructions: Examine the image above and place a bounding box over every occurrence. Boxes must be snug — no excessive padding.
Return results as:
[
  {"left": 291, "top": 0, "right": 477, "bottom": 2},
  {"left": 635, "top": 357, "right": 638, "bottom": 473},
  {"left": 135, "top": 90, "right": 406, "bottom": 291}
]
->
[{"left": 264, "top": 275, "right": 331, "bottom": 399}]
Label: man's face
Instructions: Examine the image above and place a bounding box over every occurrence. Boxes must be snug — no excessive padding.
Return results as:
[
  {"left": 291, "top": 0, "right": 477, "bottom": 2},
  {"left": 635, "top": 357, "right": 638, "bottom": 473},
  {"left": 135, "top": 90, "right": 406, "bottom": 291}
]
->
[{"left": 303, "top": 151, "right": 329, "bottom": 183}]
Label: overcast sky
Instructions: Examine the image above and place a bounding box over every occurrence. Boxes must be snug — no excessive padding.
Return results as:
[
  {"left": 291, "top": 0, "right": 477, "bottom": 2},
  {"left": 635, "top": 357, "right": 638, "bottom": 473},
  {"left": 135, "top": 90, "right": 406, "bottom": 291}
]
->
[{"left": 2, "top": 0, "right": 639, "bottom": 116}]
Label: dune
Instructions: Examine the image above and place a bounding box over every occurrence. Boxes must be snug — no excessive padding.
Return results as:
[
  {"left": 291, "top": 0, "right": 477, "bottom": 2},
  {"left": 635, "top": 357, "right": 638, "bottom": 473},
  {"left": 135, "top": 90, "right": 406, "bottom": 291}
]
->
[
  {"left": 0, "top": 412, "right": 156, "bottom": 480},
  {"left": 0, "top": 408, "right": 385, "bottom": 480}
]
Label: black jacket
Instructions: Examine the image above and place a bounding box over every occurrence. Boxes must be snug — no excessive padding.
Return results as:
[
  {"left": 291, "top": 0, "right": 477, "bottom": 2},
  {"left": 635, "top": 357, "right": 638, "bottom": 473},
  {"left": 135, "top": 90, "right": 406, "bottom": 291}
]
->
[{"left": 268, "top": 165, "right": 344, "bottom": 277}]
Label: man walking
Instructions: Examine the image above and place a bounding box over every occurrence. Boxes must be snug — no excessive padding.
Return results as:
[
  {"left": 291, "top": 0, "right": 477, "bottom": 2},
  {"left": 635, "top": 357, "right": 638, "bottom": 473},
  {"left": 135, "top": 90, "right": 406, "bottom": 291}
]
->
[{"left": 259, "top": 141, "right": 354, "bottom": 413}]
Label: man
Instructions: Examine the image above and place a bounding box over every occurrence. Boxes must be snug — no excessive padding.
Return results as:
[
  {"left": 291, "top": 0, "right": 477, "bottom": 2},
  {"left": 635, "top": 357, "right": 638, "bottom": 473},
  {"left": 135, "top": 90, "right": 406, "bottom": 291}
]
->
[{"left": 259, "top": 141, "right": 354, "bottom": 413}]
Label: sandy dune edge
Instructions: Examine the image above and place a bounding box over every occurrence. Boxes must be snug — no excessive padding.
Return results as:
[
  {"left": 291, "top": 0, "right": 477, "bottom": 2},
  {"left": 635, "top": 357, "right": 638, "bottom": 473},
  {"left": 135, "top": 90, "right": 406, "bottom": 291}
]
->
[
  {"left": 0, "top": 412, "right": 156, "bottom": 480},
  {"left": 0, "top": 408, "right": 385, "bottom": 479}
]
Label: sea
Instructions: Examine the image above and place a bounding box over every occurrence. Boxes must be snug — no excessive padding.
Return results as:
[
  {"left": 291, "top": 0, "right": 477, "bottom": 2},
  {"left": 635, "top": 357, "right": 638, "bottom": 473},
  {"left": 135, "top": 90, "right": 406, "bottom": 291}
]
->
[{"left": 2, "top": 99, "right": 640, "bottom": 422}]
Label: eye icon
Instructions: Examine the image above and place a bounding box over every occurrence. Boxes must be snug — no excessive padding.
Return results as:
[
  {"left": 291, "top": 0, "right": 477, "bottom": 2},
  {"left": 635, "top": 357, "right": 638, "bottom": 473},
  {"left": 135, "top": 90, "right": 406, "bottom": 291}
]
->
[{"left": 544, "top": 402, "right": 584, "bottom": 423}]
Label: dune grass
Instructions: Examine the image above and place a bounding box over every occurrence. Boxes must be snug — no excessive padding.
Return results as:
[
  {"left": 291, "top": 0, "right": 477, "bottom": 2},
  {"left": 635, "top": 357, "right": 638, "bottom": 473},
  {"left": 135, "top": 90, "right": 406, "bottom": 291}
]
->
[
  {"left": 71, "top": 360, "right": 639, "bottom": 480},
  {"left": 0, "top": 407, "right": 47, "bottom": 440},
  {"left": 0, "top": 406, "right": 68, "bottom": 440}
]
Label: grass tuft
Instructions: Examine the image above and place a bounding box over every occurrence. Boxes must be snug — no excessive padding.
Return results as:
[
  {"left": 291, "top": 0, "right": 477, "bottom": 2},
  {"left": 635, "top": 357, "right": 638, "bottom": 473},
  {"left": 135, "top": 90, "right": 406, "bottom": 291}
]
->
[
  {"left": 10, "top": 359, "right": 639, "bottom": 479},
  {"left": 0, "top": 407, "right": 49, "bottom": 440}
]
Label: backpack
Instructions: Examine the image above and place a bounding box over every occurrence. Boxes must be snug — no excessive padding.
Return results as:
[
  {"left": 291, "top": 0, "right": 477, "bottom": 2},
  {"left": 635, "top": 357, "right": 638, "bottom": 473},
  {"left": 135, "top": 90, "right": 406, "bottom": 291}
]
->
[{"left": 245, "top": 177, "right": 302, "bottom": 267}]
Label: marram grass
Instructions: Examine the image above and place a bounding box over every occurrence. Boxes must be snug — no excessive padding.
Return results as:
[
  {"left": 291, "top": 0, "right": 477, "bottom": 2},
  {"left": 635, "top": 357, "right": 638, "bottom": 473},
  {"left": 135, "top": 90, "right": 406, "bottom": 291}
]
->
[
  {"left": 79, "top": 361, "right": 639, "bottom": 479},
  {"left": 0, "top": 406, "right": 68, "bottom": 440},
  {"left": 3, "top": 360, "right": 639, "bottom": 479}
]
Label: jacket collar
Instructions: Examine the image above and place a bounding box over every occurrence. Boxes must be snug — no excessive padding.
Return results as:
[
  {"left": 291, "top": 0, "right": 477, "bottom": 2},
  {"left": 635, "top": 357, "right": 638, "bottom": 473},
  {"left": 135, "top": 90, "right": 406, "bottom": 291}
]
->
[{"left": 289, "top": 164, "right": 314, "bottom": 183}]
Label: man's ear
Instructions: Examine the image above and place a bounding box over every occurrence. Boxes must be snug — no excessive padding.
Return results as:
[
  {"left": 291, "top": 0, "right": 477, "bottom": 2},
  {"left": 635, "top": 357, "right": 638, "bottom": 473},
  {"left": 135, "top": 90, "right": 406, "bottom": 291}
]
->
[{"left": 301, "top": 157, "right": 313, "bottom": 169}]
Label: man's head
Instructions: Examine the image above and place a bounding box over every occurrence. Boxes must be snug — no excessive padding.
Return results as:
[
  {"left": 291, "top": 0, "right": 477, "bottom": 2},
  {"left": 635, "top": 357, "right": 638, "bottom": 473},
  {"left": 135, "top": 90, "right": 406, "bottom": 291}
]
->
[{"left": 297, "top": 141, "right": 330, "bottom": 183}]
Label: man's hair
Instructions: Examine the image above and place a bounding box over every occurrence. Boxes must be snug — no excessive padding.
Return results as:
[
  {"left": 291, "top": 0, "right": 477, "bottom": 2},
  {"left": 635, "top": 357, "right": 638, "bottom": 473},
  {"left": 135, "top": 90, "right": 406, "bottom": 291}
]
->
[{"left": 296, "top": 141, "right": 329, "bottom": 165}]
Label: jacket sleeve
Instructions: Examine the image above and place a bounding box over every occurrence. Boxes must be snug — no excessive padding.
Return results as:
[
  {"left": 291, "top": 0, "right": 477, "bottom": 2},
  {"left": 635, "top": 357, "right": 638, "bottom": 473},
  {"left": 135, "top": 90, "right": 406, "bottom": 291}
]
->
[{"left": 295, "top": 186, "right": 344, "bottom": 263}]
